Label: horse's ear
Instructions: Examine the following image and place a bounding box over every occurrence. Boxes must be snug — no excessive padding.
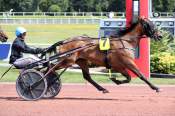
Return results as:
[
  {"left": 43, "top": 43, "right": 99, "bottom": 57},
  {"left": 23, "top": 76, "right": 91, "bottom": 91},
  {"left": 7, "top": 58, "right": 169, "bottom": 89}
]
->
[
  {"left": 138, "top": 16, "right": 147, "bottom": 23},
  {"left": 137, "top": 17, "right": 140, "bottom": 20},
  {"left": 139, "top": 16, "right": 144, "bottom": 20}
]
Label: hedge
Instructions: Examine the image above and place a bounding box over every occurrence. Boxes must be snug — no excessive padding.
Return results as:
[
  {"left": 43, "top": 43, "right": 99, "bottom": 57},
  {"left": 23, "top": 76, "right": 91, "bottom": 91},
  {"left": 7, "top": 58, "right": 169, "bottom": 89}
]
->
[{"left": 151, "top": 52, "right": 175, "bottom": 74}]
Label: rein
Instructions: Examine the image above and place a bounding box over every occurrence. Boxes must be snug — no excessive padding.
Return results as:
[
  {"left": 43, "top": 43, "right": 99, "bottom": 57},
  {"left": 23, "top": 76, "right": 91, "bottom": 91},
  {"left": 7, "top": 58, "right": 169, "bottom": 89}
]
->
[
  {"left": 43, "top": 35, "right": 147, "bottom": 59},
  {"left": 0, "top": 64, "right": 14, "bottom": 80},
  {"left": 41, "top": 37, "right": 96, "bottom": 55}
]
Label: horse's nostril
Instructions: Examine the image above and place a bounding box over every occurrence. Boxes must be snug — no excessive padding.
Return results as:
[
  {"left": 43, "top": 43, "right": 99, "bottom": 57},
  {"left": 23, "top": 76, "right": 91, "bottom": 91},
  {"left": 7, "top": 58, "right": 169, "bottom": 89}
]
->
[{"left": 159, "top": 35, "right": 162, "bottom": 38}]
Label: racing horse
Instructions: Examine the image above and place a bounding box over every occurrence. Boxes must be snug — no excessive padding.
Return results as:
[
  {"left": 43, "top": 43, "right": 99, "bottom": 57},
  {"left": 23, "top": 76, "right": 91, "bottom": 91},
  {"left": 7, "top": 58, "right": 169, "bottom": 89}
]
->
[
  {"left": 0, "top": 27, "right": 8, "bottom": 42},
  {"left": 48, "top": 17, "right": 162, "bottom": 93}
]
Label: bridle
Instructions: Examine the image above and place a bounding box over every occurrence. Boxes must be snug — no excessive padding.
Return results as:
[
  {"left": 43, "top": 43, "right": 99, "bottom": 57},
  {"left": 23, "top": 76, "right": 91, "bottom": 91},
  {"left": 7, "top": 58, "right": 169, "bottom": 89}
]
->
[{"left": 140, "top": 18, "right": 157, "bottom": 38}]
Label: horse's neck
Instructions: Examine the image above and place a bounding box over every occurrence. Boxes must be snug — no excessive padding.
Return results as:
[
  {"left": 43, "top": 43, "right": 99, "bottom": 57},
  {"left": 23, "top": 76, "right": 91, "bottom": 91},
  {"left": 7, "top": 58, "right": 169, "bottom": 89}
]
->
[{"left": 121, "top": 24, "right": 143, "bottom": 48}]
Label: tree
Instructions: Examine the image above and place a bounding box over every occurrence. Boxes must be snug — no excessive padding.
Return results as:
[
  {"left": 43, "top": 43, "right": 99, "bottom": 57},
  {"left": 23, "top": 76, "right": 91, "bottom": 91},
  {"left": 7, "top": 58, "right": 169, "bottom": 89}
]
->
[
  {"left": 69, "top": 0, "right": 86, "bottom": 12},
  {"left": 0, "top": 0, "right": 34, "bottom": 12},
  {"left": 153, "top": 0, "right": 175, "bottom": 12},
  {"left": 32, "top": 0, "right": 41, "bottom": 12},
  {"left": 57, "top": 0, "right": 69, "bottom": 12},
  {"left": 0, "top": 0, "right": 19, "bottom": 11},
  {"left": 94, "top": 0, "right": 109, "bottom": 12},
  {"left": 39, "top": 0, "right": 69, "bottom": 12},
  {"left": 0, "top": 0, "right": 174, "bottom": 12},
  {"left": 48, "top": 5, "right": 61, "bottom": 12},
  {"left": 162, "top": 0, "right": 175, "bottom": 12},
  {"left": 0, "top": 0, "right": 5, "bottom": 11},
  {"left": 19, "top": 0, "right": 33, "bottom": 12},
  {"left": 39, "top": 0, "right": 49, "bottom": 12},
  {"left": 108, "top": 0, "right": 125, "bottom": 12}
]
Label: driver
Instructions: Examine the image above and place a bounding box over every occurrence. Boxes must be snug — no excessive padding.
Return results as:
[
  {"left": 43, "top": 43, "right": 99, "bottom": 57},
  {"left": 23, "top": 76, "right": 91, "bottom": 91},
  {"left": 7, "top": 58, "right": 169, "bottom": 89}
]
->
[{"left": 9, "top": 27, "right": 44, "bottom": 68}]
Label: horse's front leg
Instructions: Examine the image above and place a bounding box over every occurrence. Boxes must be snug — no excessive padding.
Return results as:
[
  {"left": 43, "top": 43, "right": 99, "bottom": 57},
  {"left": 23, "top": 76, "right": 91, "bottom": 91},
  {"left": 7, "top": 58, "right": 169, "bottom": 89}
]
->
[
  {"left": 127, "top": 63, "right": 160, "bottom": 92},
  {"left": 76, "top": 59, "right": 109, "bottom": 93},
  {"left": 110, "top": 69, "right": 131, "bottom": 85}
]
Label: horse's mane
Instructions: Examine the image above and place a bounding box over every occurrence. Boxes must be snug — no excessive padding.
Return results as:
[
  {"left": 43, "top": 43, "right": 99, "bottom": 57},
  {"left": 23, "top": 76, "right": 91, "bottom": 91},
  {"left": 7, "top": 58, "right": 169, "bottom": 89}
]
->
[{"left": 117, "top": 21, "right": 139, "bottom": 37}]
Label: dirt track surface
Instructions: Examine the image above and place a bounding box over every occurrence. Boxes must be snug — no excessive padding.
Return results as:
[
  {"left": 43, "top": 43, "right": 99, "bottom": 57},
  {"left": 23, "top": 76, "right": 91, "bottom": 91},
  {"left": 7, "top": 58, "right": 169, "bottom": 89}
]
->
[{"left": 0, "top": 83, "right": 175, "bottom": 116}]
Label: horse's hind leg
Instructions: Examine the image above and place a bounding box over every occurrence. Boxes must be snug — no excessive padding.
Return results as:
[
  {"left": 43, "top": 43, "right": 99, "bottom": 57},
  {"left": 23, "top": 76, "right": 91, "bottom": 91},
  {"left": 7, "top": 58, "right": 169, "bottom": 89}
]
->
[
  {"left": 110, "top": 69, "right": 131, "bottom": 85},
  {"left": 76, "top": 59, "right": 109, "bottom": 93}
]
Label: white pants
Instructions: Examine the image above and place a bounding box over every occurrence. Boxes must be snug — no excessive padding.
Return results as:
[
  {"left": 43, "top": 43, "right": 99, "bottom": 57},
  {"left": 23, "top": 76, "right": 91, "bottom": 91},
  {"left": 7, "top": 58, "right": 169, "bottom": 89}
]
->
[{"left": 13, "top": 55, "right": 40, "bottom": 69}]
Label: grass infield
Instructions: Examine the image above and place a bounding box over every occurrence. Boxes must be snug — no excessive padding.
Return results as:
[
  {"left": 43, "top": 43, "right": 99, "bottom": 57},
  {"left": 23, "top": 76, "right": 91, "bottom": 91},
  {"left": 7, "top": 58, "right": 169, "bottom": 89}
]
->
[
  {"left": 0, "top": 67, "right": 175, "bottom": 85},
  {"left": 1, "top": 24, "right": 99, "bottom": 44}
]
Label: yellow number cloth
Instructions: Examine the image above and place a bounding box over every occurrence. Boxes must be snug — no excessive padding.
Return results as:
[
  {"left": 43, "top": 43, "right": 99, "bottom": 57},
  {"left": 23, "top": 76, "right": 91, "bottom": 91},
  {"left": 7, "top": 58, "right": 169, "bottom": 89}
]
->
[{"left": 99, "top": 38, "right": 110, "bottom": 50}]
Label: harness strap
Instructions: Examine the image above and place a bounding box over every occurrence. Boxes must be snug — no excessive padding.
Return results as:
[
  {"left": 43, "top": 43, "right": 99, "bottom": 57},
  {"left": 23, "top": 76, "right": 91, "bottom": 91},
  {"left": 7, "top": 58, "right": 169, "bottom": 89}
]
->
[
  {"left": 103, "top": 38, "right": 136, "bottom": 69},
  {"left": 104, "top": 50, "right": 111, "bottom": 69},
  {"left": 119, "top": 47, "right": 135, "bottom": 51},
  {"left": 118, "top": 39, "right": 135, "bottom": 51},
  {"left": 103, "top": 50, "right": 112, "bottom": 79},
  {"left": 0, "top": 64, "right": 14, "bottom": 80}
]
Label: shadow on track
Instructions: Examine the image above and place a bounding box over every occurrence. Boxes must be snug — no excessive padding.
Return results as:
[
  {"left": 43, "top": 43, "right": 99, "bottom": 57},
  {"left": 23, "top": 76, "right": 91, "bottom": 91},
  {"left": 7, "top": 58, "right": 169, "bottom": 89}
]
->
[
  {"left": 44, "top": 97, "right": 134, "bottom": 102},
  {"left": 0, "top": 96, "right": 25, "bottom": 101}
]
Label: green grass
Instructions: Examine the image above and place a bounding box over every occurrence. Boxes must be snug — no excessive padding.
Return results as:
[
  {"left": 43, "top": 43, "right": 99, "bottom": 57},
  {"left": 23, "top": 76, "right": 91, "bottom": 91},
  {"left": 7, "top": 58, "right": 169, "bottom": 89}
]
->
[
  {"left": 0, "top": 67, "right": 175, "bottom": 85},
  {"left": 1, "top": 24, "right": 99, "bottom": 44}
]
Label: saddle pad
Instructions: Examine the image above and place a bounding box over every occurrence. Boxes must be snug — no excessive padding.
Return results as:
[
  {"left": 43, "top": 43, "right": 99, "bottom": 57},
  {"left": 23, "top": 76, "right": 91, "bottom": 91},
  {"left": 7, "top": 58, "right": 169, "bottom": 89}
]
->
[{"left": 99, "top": 38, "right": 110, "bottom": 50}]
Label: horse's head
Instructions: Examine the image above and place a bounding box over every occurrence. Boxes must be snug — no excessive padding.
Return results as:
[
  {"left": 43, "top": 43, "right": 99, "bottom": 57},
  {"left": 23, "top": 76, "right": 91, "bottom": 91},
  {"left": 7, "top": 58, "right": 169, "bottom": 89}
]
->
[
  {"left": 139, "top": 17, "right": 162, "bottom": 41},
  {"left": 0, "top": 28, "right": 8, "bottom": 42}
]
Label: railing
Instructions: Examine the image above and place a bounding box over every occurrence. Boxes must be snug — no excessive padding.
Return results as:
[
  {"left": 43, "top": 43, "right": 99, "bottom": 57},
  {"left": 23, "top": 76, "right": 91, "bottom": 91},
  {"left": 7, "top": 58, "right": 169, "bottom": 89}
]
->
[
  {"left": 0, "top": 12, "right": 125, "bottom": 24},
  {"left": 151, "top": 12, "right": 175, "bottom": 18},
  {"left": 0, "top": 12, "right": 174, "bottom": 18},
  {"left": 0, "top": 12, "right": 125, "bottom": 18},
  {"left": 0, "top": 18, "right": 100, "bottom": 24}
]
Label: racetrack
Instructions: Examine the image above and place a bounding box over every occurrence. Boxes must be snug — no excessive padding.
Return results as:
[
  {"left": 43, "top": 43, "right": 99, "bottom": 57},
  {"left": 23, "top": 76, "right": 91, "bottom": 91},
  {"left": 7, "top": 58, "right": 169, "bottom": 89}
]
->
[{"left": 0, "top": 83, "right": 175, "bottom": 116}]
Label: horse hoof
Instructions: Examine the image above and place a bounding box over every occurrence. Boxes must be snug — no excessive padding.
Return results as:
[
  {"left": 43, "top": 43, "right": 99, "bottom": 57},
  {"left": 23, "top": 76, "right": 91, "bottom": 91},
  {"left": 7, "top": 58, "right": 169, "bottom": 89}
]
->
[
  {"left": 102, "top": 89, "right": 109, "bottom": 94},
  {"left": 156, "top": 88, "right": 162, "bottom": 93}
]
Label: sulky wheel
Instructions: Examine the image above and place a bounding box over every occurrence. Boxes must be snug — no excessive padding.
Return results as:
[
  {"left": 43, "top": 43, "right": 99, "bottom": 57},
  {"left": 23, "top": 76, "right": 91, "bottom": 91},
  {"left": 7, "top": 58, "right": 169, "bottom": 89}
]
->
[
  {"left": 16, "top": 69, "right": 47, "bottom": 101},
  {"left": 43, "top": 72, "right": 62, "bottom": 98}
]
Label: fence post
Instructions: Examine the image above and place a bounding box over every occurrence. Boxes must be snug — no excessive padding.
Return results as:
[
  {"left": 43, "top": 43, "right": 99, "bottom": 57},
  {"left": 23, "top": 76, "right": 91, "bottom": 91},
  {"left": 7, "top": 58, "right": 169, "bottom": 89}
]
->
[
  {"left": 60, "top": 18, "right": 63, "bottom": 24},
  {"left": 101, "top": 12, "right": 103, "bottom": 17},
  {"left": 5, "top": 18, "right": 7, "bottom": 24},
  {"left": 174, "top": 20, "right": 175, "bottom": 35},
  {"left": 68, "top": 18, "right": 70, "bottom": 24},
  {"left": 36, "top": 18, "right": 38, "bottom": 24}
]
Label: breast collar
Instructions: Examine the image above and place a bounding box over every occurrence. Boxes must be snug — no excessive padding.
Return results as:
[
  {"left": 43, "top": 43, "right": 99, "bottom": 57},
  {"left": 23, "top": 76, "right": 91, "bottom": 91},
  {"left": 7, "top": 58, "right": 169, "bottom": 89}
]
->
[{"left": 110, "top": 39, "right": 135, "bottom": 52}]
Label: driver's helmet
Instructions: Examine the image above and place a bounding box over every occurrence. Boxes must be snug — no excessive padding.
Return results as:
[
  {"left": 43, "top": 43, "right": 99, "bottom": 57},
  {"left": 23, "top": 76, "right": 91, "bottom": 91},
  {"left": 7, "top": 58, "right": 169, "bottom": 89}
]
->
[{"left": 15, "top": 27, "right": 27, "bottom": 37}]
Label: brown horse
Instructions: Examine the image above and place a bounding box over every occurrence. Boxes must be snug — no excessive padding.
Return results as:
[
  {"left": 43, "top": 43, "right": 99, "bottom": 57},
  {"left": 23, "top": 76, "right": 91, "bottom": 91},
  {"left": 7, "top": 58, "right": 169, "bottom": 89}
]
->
[
  {"left": 0, "top": 27, "right": 8, "bottom": 42},
  {"left": 49, "top": 17, "right": 162, "bottom": 93}
]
